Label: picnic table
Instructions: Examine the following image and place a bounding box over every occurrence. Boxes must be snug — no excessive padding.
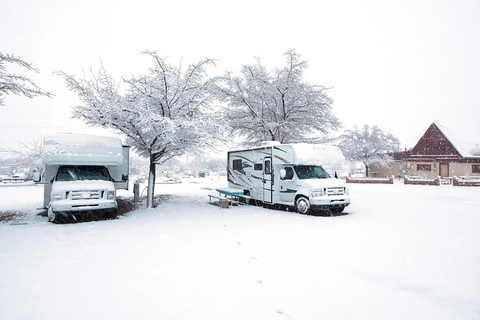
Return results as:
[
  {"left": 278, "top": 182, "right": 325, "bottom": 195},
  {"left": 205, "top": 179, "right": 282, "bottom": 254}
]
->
[{"left": 208, "top": 187, "right": 250, "bottom": 207}]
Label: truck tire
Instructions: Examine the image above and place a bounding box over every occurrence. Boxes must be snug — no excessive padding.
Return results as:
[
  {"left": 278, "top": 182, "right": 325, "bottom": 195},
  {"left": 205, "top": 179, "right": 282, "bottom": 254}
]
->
[
  {"left": 47, "top": 207, "right": 61, "bottom": 223},
  {"left": 296, "top": 196, "right": 310, "bottom": 215}
]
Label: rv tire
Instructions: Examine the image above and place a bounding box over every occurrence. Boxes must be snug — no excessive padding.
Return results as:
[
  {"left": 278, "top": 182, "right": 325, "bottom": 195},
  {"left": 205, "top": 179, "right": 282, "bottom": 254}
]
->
[
  {"left": 296, "top": 196, "right": 310, "bottom": 215},
  {"left": 47, "top": 207, "right": 61, "bottom": 223}
]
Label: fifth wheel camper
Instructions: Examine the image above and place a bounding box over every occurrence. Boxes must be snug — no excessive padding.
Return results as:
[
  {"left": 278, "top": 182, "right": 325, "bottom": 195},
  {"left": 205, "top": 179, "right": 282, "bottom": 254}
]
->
[{"left": 227, "top": 142, "right": 350, "bottom": 214}]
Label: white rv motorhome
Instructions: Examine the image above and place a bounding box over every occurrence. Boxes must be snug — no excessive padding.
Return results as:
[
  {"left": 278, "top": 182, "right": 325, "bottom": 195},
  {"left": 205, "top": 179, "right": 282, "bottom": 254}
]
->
[
  {"left": 227, "top": 143, "right": 350, "bottom": 214},
  {"left": 40, "top": 134, "right": 129, "bottom": 223}
]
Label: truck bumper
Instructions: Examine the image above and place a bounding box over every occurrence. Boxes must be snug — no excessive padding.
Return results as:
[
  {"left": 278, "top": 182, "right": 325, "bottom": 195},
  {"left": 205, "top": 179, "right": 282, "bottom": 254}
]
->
[
  {"left": 50, "top": 199, "right": 117, "bottom": 216},
  {"left": 310, "top": 196, "right": 350, "bottom": 209}
]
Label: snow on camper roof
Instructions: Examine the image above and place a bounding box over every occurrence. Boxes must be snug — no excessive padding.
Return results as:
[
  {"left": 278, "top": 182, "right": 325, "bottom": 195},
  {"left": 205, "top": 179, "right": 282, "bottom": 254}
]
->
[
  {"left": 43, "top": 134, "right": 124, "bottom": 166},
  {"left": 290, "top": 143, "right": 345, "bottom": 167}
]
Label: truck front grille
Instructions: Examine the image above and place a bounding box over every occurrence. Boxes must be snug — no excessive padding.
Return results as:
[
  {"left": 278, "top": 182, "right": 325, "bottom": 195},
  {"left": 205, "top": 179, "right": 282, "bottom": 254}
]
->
[
  {"left": 326, "top": 187, "right": 345, "bottom": 196},
  {"left": 69, "top": 190, "right": 102, "bottom": 200}
]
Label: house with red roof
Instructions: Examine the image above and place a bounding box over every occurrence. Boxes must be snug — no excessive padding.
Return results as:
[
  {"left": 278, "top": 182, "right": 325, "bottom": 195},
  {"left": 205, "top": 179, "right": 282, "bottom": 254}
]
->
[{"left": 371, "top": 122, "right": 480, "bottom": 178}]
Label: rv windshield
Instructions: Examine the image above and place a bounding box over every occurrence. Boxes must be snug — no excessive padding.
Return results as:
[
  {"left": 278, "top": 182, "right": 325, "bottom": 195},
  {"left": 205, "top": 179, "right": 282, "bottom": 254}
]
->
[
  {"left": 294, "top": 165, "right": 330, "bottom": 180},
  {"left": 56, "top": 165, "right": 112, "bottom": 182}
]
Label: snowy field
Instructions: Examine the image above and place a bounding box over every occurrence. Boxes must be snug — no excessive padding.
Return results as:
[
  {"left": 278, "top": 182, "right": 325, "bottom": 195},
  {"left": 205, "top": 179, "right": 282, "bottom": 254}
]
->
[{"left": 1, "top": 177, "right": 480, "bottom": 320}]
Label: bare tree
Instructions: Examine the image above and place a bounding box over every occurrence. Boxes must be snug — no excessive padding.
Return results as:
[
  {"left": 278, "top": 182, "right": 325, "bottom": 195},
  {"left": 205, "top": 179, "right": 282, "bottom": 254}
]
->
[
  {"left": 338, "top": 125, "right": 400, "bottom": 177},
  {"left": 217, "top": 50, "right": 340, "bottom": 146},
  {"left": 0, "top": 52, "right": 52, "bottom": 105},
  {"left": 57, "top": 51, "right": 223, "bottom": 208},
  {"left": 470, "top": 143, "right": 480, "bottom": 156},
  {"left": 6, "top": 136, "right": 44, "bottom": 169}
]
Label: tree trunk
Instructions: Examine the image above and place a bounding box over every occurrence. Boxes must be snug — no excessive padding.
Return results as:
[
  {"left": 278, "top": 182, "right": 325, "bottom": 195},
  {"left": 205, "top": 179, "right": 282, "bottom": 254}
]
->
[
  {"left": 146, "top": 155, "right": 156, "bottom": 208},
  {"left": 365, "top": 164, "right": 370, "bottom": 178}
]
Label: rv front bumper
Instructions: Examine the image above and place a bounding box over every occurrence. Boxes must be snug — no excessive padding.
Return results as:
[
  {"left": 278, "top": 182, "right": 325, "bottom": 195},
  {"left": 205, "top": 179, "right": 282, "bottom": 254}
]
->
[
  {"left": 309, "top": 196, "right": 350, "bottom": 207},
  {"left": 50, "top": 199, "right": 117, "bottom": 214}
]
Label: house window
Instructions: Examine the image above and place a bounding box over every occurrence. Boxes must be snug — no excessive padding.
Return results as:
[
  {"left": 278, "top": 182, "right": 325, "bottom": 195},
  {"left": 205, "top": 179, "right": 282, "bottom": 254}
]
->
[
  {"left": 233, "top": 159, "right": 242, "bottom": 171},
  {"left": 254, "top": 163, "right": 263, "bottom": 171},
  {"left": 473, "top": 164, "right": 480, "bottom": 174},
  {"left": 417, "top": 164, "right": 432, "bottom": 171}
]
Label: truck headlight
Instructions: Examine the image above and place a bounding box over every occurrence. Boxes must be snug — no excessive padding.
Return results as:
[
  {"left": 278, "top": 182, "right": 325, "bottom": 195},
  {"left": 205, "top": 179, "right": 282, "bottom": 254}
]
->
[
  {"left": 51, "top": 192, "right": 64, "bottom": 201},
  {"left": 311, "top": 189, "right": 323, "bottom": 198},
  {"left": 107, "top": 190, "right": 116, "bottom": 200}
]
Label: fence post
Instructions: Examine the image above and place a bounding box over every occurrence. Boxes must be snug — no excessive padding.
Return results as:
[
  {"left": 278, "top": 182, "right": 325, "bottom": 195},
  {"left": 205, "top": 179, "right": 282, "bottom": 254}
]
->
[{"left": 134, "top": 182, "right": 140, "bottom": 203}]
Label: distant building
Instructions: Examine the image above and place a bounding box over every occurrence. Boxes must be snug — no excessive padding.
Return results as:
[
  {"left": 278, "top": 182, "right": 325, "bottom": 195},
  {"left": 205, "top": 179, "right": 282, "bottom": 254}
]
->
[{"left": 371, "top": 122, "right": 480, "bottom": 178}]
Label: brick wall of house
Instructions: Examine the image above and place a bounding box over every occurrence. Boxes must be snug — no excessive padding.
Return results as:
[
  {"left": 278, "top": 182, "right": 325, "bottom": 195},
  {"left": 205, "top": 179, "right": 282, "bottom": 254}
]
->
[
  {"left": 370, "top": 161, "right": 480, "bottom": 178},
  {"left": 450, "top": 163, "right": 480, "bottom": 177}
]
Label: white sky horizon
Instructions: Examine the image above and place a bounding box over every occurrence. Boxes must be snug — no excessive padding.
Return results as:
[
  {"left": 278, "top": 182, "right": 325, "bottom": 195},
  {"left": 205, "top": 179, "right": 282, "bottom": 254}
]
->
[{"left": 1, "top": 0, "right": 479, "bottom": 154}]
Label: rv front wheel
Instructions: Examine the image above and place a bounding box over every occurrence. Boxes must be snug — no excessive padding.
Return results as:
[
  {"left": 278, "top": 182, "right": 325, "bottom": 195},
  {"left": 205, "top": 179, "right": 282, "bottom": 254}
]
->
[
  {"left": 47, "top": 207, "right": 60, "bottom": 223},
  {"left": 296, "top": 197, "right": 310, "bottom": 215}
]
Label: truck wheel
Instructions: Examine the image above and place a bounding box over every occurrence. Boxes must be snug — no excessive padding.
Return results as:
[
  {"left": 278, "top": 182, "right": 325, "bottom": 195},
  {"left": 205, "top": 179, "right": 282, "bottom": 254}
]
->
[
  {"left": 296, "top": 196, "right": 310, "bottom": 215},
  {"left": 47, "top": 207, "right": 60, "bottom": 223}
]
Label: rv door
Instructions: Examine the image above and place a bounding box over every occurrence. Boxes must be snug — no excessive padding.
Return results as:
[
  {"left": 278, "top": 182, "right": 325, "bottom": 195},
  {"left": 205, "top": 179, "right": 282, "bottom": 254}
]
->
[{"left": 263, "top": 157, "right": 273, "bottom": 203}]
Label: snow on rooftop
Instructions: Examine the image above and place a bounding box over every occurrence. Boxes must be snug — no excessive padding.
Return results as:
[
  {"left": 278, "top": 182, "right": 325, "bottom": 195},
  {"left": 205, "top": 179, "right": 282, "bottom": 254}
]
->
[
  {"left": 434, "top": 122, "right": 476, "bottom": 157},
  {"left": 43, "top": 133, "right": 124, "bottom": 166}
]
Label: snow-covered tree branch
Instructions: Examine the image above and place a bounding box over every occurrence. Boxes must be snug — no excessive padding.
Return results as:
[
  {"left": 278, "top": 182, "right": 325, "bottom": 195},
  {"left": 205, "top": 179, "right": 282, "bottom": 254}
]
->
[
  {"left": 0, "top": 52, "right": 53, "bottom": 106},
  {"left": 217, "top": 50, "right": 340, "bottom": 146},
  {"left": 57, "top": 52, "right": 224, "bottom": 208},
  {"left": 0, "top": 136, "right": 44, "bottom": 169},
  {"left": 338, "top": 125, "right": 400, "bottom": 177}
]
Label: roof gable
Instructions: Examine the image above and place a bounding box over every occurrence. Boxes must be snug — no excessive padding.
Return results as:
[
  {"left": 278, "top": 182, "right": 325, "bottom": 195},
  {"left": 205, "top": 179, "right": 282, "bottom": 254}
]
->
[{"left": 410, "top": 123, "right": 461, "bottom": 157}]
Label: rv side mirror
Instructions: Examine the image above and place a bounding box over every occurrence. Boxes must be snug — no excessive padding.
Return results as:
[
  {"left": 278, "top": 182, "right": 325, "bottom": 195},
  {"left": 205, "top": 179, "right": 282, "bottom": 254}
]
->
[
  {"left": 32, "top": 171, "right": 41, "bottom": 182},
  {"left": 280, "top": 168, "right": 286, "bottom": 180}
]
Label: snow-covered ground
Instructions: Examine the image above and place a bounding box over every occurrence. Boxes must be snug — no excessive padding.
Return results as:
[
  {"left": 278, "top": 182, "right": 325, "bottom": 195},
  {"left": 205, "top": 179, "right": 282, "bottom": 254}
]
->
[{"left": 1, "top": 177, "right": 480, "bottom": 320}]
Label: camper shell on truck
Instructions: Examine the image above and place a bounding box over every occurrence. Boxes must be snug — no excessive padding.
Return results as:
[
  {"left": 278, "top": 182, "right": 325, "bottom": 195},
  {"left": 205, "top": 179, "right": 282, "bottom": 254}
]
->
[
  {"left": 41, "top": 134, "right": 129, "bottom": 223},
  {"left": 227, "top": 143, "right": 350, "bottom": 214}
]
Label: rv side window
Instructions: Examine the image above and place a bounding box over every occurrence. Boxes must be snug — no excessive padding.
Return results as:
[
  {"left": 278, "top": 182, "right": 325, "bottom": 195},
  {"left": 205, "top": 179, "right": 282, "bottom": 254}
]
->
[
  {"left": 233, "top": 159, "right": 242, "bottom": 171},
  {"left": 284, "top": 167, "right": 294, "bottom": 180},
  {"left": 254, "top": 163, "right": 263, "bottom": 171},
  {"left": 264, "top": 160, "right": 271, "bottom": 174}
]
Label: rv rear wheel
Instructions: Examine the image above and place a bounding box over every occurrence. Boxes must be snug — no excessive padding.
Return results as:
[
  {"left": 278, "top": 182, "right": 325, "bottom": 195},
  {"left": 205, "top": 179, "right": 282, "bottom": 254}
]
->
[{"left": 296, "top": 196, "right": 310, "bottom": 215}]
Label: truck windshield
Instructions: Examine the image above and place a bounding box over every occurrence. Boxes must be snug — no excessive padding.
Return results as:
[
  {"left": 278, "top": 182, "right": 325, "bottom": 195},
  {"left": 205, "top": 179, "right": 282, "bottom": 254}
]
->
[
  {"left": 56, "top": 166, "right": 112, "bottom": 181},
  {"left": 294, "top": 165, "right": 330, "bottom": 180}
]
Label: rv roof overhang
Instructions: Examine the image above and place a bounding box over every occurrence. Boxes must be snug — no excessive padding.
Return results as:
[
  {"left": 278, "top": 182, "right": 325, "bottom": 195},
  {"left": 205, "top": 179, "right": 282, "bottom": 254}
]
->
[
  {"left": 289, "top": 144, "right": 345, "bottom": 167},
  {"left": 42, "top": 134, "right": 124, "bottom": 166}
]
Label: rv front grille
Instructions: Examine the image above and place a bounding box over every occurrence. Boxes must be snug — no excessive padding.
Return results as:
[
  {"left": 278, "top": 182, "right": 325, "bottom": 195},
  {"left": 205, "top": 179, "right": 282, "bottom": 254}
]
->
[
  {"left": 326, "top": 187, "right": 345, "bottom": 196},
  {"left": 69, "top": 190, "right": 102, "bottom": 200}
]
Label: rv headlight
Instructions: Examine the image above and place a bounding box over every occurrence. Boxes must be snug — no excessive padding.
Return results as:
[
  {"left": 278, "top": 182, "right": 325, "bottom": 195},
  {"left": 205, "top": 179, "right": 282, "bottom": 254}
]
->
[
  {"left": 311, "top": 189, "right": 323, "bottom": 198},
  {"left": 345, "top": 186, "right": 350, "bottom": 196},
  {"left": 51, "top": 192, "right": 64, "bottom": 201},
  {"left": 106, "top": 190, "right": 116, "bottom": 200}
]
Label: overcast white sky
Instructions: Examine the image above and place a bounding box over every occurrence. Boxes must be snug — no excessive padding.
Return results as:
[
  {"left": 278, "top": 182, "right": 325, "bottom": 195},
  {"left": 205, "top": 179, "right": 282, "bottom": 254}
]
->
[{"left": 1, "top": 0, "right": 479, "bottom": 153}]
